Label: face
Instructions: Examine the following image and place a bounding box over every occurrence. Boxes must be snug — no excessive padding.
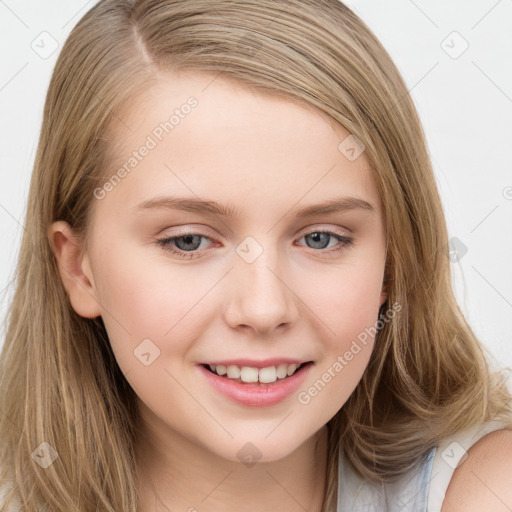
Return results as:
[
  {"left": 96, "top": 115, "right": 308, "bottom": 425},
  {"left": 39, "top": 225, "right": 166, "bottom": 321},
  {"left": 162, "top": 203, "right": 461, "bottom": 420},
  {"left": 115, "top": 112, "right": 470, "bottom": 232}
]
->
[{"left": 51, "top": 69, "right": 387, "bottom": 464}]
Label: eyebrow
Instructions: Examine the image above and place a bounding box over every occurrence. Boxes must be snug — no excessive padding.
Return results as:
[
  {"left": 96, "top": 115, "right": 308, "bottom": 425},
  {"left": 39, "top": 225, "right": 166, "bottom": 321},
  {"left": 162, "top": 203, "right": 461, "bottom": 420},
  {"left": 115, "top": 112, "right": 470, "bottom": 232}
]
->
[{"left": 132, "top": 195, "right": 375, "bottom": 218}]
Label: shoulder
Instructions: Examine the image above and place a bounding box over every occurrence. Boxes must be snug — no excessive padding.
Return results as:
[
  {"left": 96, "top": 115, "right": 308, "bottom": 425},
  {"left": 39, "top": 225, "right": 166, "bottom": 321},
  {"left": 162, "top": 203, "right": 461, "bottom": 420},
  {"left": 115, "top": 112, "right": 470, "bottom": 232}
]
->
[{"left": 441, "top": 428, "right": 512, "bottom": 511}]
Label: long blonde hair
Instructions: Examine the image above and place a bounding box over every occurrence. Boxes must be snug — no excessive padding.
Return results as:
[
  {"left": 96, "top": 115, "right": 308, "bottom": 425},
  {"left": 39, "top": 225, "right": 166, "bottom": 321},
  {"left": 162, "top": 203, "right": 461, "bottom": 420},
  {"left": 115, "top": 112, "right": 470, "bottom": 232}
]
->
[{"left": 1, "top": 0, "right": 511, "bottom": 510}]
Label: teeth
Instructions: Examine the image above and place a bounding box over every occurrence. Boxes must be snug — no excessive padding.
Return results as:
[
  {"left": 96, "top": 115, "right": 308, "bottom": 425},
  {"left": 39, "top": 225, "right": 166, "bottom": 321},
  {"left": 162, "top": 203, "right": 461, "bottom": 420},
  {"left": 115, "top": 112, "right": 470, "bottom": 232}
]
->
[
  {"left": 259, "top": 366, "right": 277, "bottom": 383},
  {"left": 208, "top": 363, "right": 305, "bottom": 383},
  {"left": 240, "top": 366, "right": 259, "bottom": 383},
  {"left": 287, "top": 363, "right": 298, "bottom": 376},
  {"left": 276, "top": 363, "right": 288, "bottom": 379},
  {"left": 227, "top": 365, "right": 241, "bottom": 379}
]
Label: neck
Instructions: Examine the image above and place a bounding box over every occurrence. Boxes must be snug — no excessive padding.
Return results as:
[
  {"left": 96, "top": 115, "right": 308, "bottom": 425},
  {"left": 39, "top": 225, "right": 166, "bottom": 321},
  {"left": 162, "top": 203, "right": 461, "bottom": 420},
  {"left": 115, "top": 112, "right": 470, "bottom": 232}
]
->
[{"left": 136, "top": 408, "right": 329, "bottom": 512}]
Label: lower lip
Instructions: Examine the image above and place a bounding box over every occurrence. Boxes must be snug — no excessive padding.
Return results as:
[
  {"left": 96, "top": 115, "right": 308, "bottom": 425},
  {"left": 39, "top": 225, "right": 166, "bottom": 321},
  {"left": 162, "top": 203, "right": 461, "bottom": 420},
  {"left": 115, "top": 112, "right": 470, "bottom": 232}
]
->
[{"left": 198, "top": 362, "right": 314, "bottom": 407}]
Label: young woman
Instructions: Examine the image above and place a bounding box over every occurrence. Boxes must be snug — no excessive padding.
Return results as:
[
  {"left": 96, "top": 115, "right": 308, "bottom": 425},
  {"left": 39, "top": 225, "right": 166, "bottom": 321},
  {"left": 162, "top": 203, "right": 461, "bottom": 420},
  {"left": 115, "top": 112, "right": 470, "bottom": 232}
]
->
[{"left": 1, "top": 1, "right": 511, "bottom": 510}]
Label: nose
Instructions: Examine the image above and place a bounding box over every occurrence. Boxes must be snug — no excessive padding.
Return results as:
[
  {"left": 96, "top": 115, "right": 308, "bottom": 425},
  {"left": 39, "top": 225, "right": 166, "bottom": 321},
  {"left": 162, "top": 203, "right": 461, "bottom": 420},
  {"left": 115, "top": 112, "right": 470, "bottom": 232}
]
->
[{"left": 223, "top": 244, "right": 298, "bottom": 335}]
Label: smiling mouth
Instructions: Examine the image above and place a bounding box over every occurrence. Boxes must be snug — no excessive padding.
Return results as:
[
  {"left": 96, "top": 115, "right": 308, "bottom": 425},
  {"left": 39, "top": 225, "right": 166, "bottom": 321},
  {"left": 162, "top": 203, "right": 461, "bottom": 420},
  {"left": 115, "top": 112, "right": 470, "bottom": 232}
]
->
[{"left": 201, "top": 361, "right": 313, "bottom": 385}]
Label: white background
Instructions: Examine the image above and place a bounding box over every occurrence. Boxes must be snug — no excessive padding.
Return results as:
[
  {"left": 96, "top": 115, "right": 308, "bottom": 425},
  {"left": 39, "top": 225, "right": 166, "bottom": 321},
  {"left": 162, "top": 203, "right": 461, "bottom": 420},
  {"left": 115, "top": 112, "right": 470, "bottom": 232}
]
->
[{"left": 0, "top": 1, "right": 511, "bottom": 370}]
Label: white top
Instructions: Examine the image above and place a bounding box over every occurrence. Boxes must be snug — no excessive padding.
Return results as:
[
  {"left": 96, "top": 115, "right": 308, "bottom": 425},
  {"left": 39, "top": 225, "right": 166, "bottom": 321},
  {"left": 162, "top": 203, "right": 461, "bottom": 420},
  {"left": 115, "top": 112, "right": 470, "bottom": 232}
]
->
[{"left": 337, "top": 417, "right": 510, "bottom": 511}]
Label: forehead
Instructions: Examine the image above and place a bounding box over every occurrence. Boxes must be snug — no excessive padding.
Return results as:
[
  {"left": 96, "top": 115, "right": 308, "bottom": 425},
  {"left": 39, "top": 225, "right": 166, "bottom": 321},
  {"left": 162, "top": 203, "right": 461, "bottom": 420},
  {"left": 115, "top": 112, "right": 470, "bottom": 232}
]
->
[{"left": 98, "top": 69, "right": 381, "bottom": 217}]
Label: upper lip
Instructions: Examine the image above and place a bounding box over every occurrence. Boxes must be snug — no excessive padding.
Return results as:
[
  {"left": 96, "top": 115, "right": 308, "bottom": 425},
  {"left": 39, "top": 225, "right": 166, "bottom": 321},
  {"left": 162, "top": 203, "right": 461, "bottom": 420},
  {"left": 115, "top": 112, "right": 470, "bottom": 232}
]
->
[{"left": 200, "top": 358, "right": 313, "bottom": 369}]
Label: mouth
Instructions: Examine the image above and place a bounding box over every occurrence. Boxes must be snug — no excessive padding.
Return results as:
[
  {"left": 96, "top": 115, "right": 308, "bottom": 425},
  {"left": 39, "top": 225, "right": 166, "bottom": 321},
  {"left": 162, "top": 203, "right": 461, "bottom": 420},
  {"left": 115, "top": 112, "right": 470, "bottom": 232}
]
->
[
  {"left": 200, "top": 361, "right": 314, "bottom": 385},
  {"left": 198, "top": 360, "right": 315, "bottom": 406}
]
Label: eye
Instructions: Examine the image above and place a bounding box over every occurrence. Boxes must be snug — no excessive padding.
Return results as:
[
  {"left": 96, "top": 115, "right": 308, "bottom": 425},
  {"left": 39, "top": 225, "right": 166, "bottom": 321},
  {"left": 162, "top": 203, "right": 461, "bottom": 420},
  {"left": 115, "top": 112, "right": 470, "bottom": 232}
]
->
[
  {"left": 297, "top": 230, "right": 353, "bottom": 254},
  {"left": 156, "top": 231, "right": 212, "bottom": 260},
  {"left": 155, "top": 228, "right": 354, "bottom": 260}
]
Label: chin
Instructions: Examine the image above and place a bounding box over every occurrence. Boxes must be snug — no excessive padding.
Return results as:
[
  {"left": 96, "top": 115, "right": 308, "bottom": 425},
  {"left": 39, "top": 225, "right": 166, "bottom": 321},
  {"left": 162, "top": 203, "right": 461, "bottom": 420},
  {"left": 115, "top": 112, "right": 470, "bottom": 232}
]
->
[{"left": 213, "top": 429, "right": 318, "bottom": 466}]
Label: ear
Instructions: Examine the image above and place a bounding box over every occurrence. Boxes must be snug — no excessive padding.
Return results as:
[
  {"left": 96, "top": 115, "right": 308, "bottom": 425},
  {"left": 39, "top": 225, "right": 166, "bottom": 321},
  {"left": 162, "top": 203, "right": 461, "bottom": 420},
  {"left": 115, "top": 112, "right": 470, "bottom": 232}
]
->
[{"left": 47, "top": 220, "right": 102, "bottom": 319}]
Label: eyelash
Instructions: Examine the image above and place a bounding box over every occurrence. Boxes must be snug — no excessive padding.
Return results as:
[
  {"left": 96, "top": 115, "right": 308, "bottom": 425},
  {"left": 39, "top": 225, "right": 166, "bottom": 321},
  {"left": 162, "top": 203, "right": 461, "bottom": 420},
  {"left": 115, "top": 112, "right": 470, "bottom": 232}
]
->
[{"left": 155, "top": 228, "right": 354, "bottom": 260}]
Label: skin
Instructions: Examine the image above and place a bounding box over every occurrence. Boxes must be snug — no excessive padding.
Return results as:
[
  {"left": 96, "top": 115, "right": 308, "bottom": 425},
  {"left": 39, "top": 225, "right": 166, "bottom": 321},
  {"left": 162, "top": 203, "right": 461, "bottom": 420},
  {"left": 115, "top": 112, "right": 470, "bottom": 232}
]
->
[{"left": 49, "top": 69, "right": 388, "bottom": 511}]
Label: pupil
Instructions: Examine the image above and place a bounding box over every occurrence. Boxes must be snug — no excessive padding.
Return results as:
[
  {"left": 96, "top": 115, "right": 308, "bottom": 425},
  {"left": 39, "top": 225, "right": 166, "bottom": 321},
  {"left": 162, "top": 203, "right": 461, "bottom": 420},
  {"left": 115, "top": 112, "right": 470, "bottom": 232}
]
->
[
  {"left": 308, "top": 232, "right": 328, "bottom": 249},
  {"left": 177, "top": 234, "right": 200, "bottom": 250}
]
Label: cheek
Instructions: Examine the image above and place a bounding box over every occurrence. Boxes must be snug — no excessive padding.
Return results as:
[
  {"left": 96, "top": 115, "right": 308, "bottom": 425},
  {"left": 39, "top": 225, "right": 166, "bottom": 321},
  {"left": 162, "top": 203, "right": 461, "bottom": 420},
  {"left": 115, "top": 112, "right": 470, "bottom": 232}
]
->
[
  {"left": 307, "top": 259, "right": 384, "bottom": 340},
  {"left": 296, "top": 271, "right": 381, "bottom": 418},
  {"left": 295, "top": 258, "right": 384, "bottom": 409},
  {"left": 93, "top": 247, "right": 214, "bottom": 371}
]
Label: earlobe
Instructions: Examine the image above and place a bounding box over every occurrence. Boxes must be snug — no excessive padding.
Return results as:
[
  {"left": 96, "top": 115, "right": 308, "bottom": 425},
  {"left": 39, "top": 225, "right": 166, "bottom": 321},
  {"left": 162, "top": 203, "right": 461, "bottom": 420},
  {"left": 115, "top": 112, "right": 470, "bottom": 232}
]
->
[{"left": 48, "top": 221, "right": 102, "bottom": 319}]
